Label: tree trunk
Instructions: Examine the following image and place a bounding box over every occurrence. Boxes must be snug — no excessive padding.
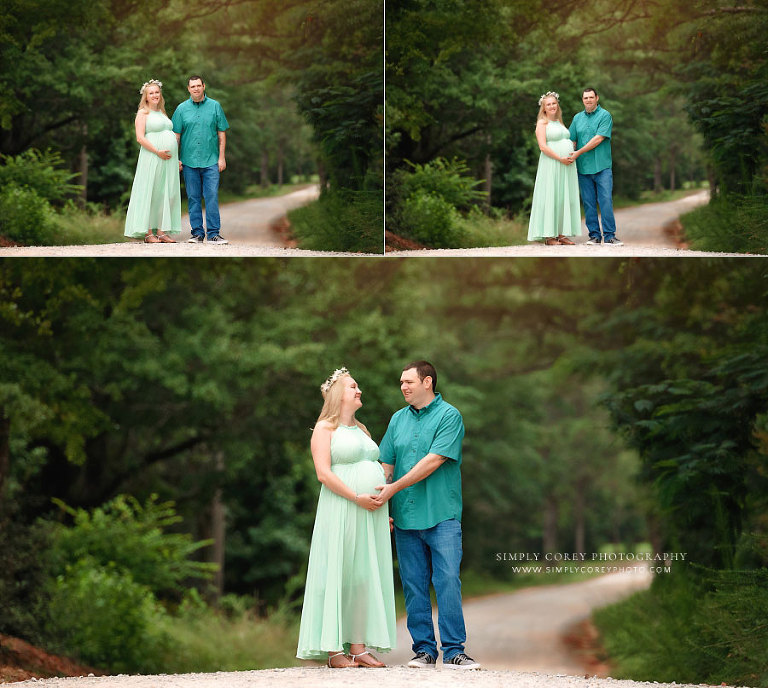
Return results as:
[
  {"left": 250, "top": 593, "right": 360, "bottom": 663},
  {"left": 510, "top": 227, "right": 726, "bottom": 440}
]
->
[
  {"left": 78, "top": 123, "right": 88, "bottom": 206},
  {"left": 208, "top": 452, "right": 226, "bottom": 601},
  {"left": 277, "top": 142, "right": 284, "bottom": 186},
  {"left": 543, "top": 494, "right": 558, "bottom": 553},
  {"left": 573, "top": 478, "right": 587, "bottom": 555},
  {"left": 260, "top": 150, "right": 270, "bottom": 188},
  {"left": 669, "top": 150, "right": 677, "bottom": 192},
  {"left": 317, "top": 159, "right": 327, "bottom": 192},
  {"left": 654, "top": 157, "right": 663, "bottom": 193},
  {"left": 0, "top": 412, "right": 9, "bottom": 501},
  {"left": 483, "top": 137, "right": 492, "bottom": 211}
]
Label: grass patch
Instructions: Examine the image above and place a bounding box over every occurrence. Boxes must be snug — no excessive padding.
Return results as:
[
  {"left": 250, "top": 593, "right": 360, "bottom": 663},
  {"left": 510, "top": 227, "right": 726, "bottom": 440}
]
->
[
  {"left": 593, "top": 568, "right": 768, "bottom": 687},
  {"left": 680, "top": 194, "right": 768, "bottom": 254},
  {"left": 156, "top": 601, "right": 303, "bottom": 673},
  {"left": 453, "top": 210, "right": 529, "bottom": 248},
  {"left": 288, "top": 189, "right": 383, "bottom": 253},
  {"left": 52, "top": 203, "right": 129, "bottom": 245}
]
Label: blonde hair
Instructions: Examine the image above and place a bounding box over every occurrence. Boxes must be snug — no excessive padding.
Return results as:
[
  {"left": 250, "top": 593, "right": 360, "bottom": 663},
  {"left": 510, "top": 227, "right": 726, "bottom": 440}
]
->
[
  {"left": 316, "top": 372, "right": 357, "bottom": 429},
  {"left": 137, "top": 83, "right": 167, "bottom": 116},
  {"left": 536, "top": 95, "right": 563, "bottom": 126}
]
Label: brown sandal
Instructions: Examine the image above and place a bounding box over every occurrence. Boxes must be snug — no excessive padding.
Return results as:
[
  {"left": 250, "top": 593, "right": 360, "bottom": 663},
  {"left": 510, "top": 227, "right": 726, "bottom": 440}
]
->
[
  {"left": 327, "top": 651, "right": 358, "bottom": 668},
  {"left": 144, "top": 233, "right": 161, "bottom": 243},
  {"left": 351, "top": 651, "right": 385, "bottom": 668},
  {"left": 557, "top": 236, "right": 575, "bottom": 245},
  {"left": 157, "top": 232, "right": 177, "bottom": 243},
  {"left": 545, "top": 237, "right": 559, "bottom": 245}
]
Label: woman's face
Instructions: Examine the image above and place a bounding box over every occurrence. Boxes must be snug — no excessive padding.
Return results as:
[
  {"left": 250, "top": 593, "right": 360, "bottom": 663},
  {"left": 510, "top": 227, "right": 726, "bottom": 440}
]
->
[
  {"left": 543, "top": 97, "right": 559, "bottom": 118},
  {"left": 340, "top": 376, "right": 363, "bottom": 413},
  {"left": 145, "top": 85, "right": 162, "bottom": 108}
]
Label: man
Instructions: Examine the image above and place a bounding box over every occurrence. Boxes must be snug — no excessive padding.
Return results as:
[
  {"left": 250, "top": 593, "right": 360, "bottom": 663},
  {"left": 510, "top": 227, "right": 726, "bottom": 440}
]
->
[
  {"left": 172, "top": 75, "right": 230, "bottom": 244},
  {"left": 375, "top": 361, "right": 480, "bottom": 670},
  {"left": 569, "top": 88, "right": 623, "bottom": 246}
]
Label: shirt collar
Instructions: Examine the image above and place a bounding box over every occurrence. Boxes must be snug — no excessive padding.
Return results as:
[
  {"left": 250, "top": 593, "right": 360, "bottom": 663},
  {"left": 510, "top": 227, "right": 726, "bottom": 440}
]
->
[
  {"left": 584, "top": 105, "right": 602, "bottom": 117},
  {"left": 190, "top": 95, "right": 207, "bottom": 107},
  {"left": 409, "top": 393, "right": 443, "bottom": 415}
]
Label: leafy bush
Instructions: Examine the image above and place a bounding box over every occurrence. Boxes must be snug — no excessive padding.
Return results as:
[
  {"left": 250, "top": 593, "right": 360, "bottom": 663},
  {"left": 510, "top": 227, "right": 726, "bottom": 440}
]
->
[
  {"left": 594, "top": 568, "right": 768, "bottom": 687},
  {"left": 44, "top": 558, "right": 170, "bottom": 673},
  {"left": 394, "top": 157, "right": 486, "bottom": 211},
  {"left": 0, "top": 149, "right": 81, "bottom": 204},
  {"left": 48, "top": 495, "right": 216, "bottom": 599},
  {"left": 0, "top": 184, "right": 58, "bottom": 244},
  {"left": 287, "top": 189, "right": 382, "bottom": 252},
  {"left": 399, "top": 192, "right": 466, "bottom": 247},
  {"left": 680, "top": 195, "right": 768, "bottom": 255},
  {"left": 389, "top": 157, "right": 487, "bottom": 247}
]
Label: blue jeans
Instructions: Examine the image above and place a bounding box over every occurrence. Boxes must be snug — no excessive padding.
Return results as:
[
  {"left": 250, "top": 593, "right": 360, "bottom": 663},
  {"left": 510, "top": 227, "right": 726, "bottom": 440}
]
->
[
  {"left": 183, "top": 164, "right": 221, "bottom": 239},
  {"left": 394, "top": 519, "right": 466, "bottom": 661},
  {"left": 578, "top": 168, "right": 617, "bottom": 241}
]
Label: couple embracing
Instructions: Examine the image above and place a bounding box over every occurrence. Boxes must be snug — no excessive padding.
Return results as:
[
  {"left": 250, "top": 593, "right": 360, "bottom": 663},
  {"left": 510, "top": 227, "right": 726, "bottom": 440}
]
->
[
  {"left": 296, "top": 361, "right": 480, "bottom": 671},
  {"left": 528, "top": 88, "right": 623, "bottom": 246}
]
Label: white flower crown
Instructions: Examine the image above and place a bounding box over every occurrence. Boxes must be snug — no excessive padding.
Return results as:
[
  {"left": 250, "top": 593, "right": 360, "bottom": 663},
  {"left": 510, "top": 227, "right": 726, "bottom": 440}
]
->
[
  {"left": 321, "top": 367, "right": 349, "bottom": 394},
  {"left": 538, "top": 91, "right": 560, "bottom": 106},
  {"left": 140, "top": 79, "right": 163, "bottom": 95}
]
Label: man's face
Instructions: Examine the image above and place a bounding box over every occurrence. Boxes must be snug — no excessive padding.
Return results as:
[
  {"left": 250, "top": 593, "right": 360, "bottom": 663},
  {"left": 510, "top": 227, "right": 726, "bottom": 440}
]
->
[
  {"left": 400, "top": 368, "right": 432, "bottom": 409},
  {"left": 582, "top": 91, "right": 598, "bottom": 113},
  {"left": 188, "top": 79, "right": 205, "bottom": 102}
]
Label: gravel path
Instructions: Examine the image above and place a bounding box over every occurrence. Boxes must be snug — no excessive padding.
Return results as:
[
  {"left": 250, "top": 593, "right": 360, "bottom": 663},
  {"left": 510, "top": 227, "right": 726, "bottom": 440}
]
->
[
  {"left": 386, "top": 191, "right": 763, "bottom": 258},
  {"left": 8, "top": 666, "right": 736, "bottom": 688},
  {"left": 386, "top": 567, "right": 653, "bottom": 673},
  {"left": 9, "top": 569, "right": 740, "bottom": 687},
  {"left": 0, "top": 186, "right": 380, "bottom": 258}
]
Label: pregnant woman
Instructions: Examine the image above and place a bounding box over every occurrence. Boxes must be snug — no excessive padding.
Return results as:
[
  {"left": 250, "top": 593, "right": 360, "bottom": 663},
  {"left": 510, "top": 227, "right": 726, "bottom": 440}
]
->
[
  {"left": 527, "top": 91, "right": 581, "bottom": 245},
  {"left": 124, "top": 79, "right": 181, "bottom": 243},
  {"left": 297, "top": 367, "right": 396, "bottom": 668}
]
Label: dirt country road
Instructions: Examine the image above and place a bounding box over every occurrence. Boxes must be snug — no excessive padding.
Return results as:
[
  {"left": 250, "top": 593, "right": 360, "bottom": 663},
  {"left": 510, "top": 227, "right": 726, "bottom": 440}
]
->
[
  {"left": 9, "top": 569, "right": 740, "bottom": 688},
  {"left": 386, "top": 190, "right": 761, "bottom": 257},
  {"left": 0, "top": 186, "right": 379, "bottom": 258}
]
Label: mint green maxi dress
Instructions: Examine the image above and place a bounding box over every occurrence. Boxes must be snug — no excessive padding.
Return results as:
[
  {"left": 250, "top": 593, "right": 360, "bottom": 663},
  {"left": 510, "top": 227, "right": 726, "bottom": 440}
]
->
[
  {"left": 527, "top": 120, "right": 581, "bottom": 241},
  {"left": 124, "top": 110, "right": 181, "bottom": 238},
  {"left": 296, "top": 424, "right": 397, "bottom": 661}
]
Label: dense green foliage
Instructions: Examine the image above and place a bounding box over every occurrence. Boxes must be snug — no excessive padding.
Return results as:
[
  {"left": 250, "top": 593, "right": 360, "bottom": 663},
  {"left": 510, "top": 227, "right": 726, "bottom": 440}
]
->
[
  {"left": 1, "top": 258, "right": 767, "bottom": 679},
  {"left": 0, "top": 1, "right": 382, "bottom": 251},
  {"left": 594, "top": 569, "right": 768, "bottom": 687},
  {"left": 386, "top": 0, "right": 767, "bottom": 251}
]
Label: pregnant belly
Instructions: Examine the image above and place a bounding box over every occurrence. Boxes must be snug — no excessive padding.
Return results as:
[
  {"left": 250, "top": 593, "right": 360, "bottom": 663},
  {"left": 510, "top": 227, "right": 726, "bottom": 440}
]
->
[
  {"left": 549, "top": 138, "right": 574, "bottom": 157},
  {"left": 334, "top": 461, "right": 385, "bottom": 495},
  {"left": 148, "top": 129, "right": 178, "bottom": 153}
]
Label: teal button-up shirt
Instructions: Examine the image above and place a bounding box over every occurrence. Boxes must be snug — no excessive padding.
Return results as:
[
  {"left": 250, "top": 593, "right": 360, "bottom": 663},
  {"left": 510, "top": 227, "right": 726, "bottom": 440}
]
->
[
  {"left": 569, "top": 105, "right": 613, "bottom": 175},
  {"left": 379, "top": 393, "right": 464, "bottom": 530},
  {"left": 172, "top": 96, "right": 229, "bottom": 168}
]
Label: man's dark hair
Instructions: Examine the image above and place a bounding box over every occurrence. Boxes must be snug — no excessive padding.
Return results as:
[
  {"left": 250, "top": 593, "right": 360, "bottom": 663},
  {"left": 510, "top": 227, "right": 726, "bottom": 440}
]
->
[
  {"left": 403, "top": 360, "right": 438, "bottom": 393},
  {"left": 188, "top": 75, "right": 205, "bottom": 86},
  {"left": 582, "top": 87, "right": 598, "bottom": 97}
]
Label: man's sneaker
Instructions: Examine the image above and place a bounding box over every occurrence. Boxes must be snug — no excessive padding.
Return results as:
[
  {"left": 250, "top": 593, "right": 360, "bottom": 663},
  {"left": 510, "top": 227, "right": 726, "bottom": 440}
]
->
[
  {"left": 444, "top": 653, "right": 481, "bottom": 670},
  {"left": 207, "top": 235, "right": 229, "bottom": 244},
  {"left": 187, "top": 235, "right": 204, "bottom": 243},
  {"left": 407, "top": 652, "right": 437, "bottom": 668},
  {"left": 586, "top": 237, "right": 602, "bottom": 245},
  {"left": 604, "top": 237, "right": 624, "bottom": 246}
]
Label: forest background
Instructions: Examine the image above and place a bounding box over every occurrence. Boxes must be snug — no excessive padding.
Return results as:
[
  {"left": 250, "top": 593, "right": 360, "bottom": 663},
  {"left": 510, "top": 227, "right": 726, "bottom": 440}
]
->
[
  {"left": 1, "top": 257, "right": 767, "bottom": 686},
  {"left": 386, "top": 0, "right": 768, "bottom": 252},
  {"left": 0, "top": 0, "right": 383, "bottom": 252}
]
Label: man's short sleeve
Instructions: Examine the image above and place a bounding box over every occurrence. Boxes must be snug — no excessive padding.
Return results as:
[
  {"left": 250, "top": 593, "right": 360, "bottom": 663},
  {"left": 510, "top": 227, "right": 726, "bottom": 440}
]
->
[
  {"left": 216, "top": 103, "right": 230, "bottom": 132},
  {"left": 429, "top": 408, "right": 464, "bottom": 463},
  {"left": 378, "top": 419, "right": 396, "bottom": 465},
  {"left": 596, "top": 111, "right": 613, "bottom": 139}
]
